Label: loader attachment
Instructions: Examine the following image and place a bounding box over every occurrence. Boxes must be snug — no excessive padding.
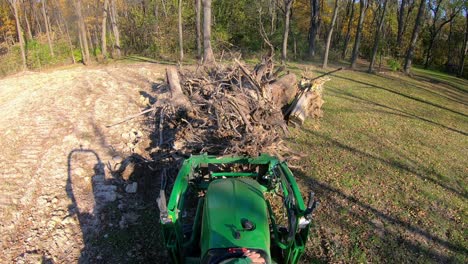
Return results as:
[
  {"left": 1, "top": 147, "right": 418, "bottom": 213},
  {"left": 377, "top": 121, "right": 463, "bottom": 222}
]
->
[{"left": 158, "top": 154, "right": 316, "bottom": 264}]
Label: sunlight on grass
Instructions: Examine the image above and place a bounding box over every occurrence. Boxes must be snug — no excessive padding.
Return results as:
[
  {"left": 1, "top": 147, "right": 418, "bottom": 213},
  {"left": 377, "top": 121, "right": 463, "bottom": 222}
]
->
[{"left": 287, "top": 64, "right": 467, "bottom": 263}]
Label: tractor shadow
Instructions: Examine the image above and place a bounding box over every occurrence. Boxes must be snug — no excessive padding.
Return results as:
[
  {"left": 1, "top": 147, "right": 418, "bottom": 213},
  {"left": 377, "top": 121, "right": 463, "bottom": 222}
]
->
[{"left": 66, "top": 147, "right": 167, "bottom": 263}]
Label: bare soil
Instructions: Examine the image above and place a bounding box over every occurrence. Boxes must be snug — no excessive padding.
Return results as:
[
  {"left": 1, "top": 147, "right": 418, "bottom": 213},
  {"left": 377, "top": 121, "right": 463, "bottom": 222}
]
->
[{"left": 0, "top": 63, "right": 166, "bottom": 263}]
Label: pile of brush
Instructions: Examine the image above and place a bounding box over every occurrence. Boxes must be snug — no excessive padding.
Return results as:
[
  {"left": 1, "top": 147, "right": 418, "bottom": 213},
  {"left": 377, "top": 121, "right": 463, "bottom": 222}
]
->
[{"left": 149, "top": 58, "right": 333, "bottom": 159}]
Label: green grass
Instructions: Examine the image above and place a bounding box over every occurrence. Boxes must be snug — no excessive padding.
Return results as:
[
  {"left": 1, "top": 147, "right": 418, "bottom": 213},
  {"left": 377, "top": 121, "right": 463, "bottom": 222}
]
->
[{"left": 287, "top": 64, "right": 467, "bottom": 263}]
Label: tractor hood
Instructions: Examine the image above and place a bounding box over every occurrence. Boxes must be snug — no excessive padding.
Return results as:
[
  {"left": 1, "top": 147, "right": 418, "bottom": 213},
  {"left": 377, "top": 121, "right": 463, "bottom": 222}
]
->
[{"left": 201, "top": 178, "right": 270, "bottom": 262}]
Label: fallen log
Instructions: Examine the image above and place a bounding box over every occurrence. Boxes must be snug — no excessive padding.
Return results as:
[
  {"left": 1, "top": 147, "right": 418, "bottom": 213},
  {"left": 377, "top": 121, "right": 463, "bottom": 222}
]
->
[
  {"left": 268, "top": 73, "right": 298, "bottom": 107},
  {"left": 166, "top": 67, "right": 193, "bottom": 115}
]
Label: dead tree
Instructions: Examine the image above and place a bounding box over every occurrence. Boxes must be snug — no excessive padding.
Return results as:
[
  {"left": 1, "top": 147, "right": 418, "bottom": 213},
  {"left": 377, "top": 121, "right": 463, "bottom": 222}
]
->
[
  {"left": 323, "top": 0, "right": 339, "bottom": 68},
  {"left": 202, "top": 0, "right": 215, "bottom": 64}
]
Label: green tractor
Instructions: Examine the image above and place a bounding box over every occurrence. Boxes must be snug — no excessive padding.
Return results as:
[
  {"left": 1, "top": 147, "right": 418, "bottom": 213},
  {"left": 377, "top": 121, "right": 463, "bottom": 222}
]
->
[{"left": 158, "top": 154, "right": 318, "bottom": 264}]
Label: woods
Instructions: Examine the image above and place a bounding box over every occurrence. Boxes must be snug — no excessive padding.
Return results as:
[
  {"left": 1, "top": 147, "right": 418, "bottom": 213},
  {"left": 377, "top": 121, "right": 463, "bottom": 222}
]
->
[{"left": 0, "top": 0, "right": 467, "bottom": 77}]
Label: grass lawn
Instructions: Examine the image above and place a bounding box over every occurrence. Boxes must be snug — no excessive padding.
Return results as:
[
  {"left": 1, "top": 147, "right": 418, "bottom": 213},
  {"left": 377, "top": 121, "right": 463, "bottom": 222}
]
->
[{"left": 287, "top": 64, "right": 467, "bottom": 263}]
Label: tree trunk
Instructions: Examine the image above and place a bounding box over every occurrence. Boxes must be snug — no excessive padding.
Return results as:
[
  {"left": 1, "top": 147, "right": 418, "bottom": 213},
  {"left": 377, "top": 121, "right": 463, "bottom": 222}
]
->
[
  {"left": 323, "top": 0, "right": 339, "bottom": 68},
  {"left": 282, "top": 0, "right": 294, "bottom": 63},
  {"left": 41, "top": 0, "right": 54, "bottom": 57},
  {"left": 54, "top": 0, "right": 75, "bottom": 63},
  {"left": 350, "top": 0, "right": 367, "bottom": 69},
  {"left": 268, "top": 73, "right": 298, "bottom": 107},
  {"left": 166, "top": 67, "right": 193, "bottom": 114},
  {"left": 404, "top": 0, "right": 425, "bottom": 74},
  {"left": 424, "top": 7, "right": 460, "bottom": 69},
  {"left": 161, "top": 0, "right": 168, "bottom": 17},
  {"left": 202, "top": 0, "right": 215, "bottom": 64},
  {"left": 342, "top": 0, "right": 355, "bottom": 59},
  {"left": 308, "top": 0, "right": 320, "bottom": 58},
  {"left": 101, "top": 0, "right": 109, "bottom": 58},
  {"left": 76, "top": 0, "right": 90, "bottom": 64},
  {"left": 445, "top": 18, "right": 453, "bottom": 72},
  {"left": 11, "top": 0, "right": 27, "bottom": 70},
  {"left": 109, "top": 0, "right": 121, "bottom": 58},
  {"left": 32, "top": 1, "right": 43, "bottom": 34},
  {"left": 87, "top": 27, "right": 95, "bottom": 53},
  {"left": 23, "top": 4, "right": 33, "bottom": 40},
  {"left": 195, "top": 0, "right": 202, "bottom": 59},
  {"left": 396, "top": 0, "right": 407, "bottom": 56},
  {"left": 458, "top": 11, "right": 468, "bottom": 77},
  {"left": 368, "top": 0, "right": 388, "bottom": 73},
  {"left": 178, "top": 0, "right": 184, "bottom": 62},
  {"left": 269, "top": 0, "right": 276, "bottom": 34}
]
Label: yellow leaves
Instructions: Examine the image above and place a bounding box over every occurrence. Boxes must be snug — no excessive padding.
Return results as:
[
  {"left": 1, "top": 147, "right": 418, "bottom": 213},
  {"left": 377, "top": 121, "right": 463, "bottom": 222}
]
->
[{"left": 0, "top": 5, "right": 15, "bottom": 40}]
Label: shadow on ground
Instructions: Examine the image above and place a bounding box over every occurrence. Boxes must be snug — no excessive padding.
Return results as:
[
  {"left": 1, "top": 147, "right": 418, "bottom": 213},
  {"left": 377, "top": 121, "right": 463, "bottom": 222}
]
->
[
  {"left": 66, "top": 146, "right": 167, "bottom": 263},
  {"left": 293, "top": 167, "right": 465, "bottom": 263}
]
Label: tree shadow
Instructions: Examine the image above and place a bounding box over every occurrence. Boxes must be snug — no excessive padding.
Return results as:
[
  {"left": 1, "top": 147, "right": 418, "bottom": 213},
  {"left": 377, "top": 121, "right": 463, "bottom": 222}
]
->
[
  {"left": 330, "top": 88, "right": 468, "bottom": 136},
  {"left": 302, "top": 128, "right": 467, "bottom": 200},
  {"left": 292, "top": 168, "right": 465, "bottom": 263},
  {"left": 375, "top": 73, "right": 468, "bottom": 107},
  {"left": 333, "top": 75, "right": 468, "bottom": 118}
]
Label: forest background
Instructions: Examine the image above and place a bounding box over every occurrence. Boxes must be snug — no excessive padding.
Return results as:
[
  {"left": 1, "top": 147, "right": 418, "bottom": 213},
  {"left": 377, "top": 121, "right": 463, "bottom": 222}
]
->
[{"left": 1, "top": 0, "right": 467, "bottom": 78}]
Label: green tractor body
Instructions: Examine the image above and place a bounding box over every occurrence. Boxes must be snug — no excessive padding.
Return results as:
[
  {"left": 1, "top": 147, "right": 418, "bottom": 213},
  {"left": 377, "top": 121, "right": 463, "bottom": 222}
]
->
[{"left": 158, "top": 154, "right": 317, "bottom": 264}]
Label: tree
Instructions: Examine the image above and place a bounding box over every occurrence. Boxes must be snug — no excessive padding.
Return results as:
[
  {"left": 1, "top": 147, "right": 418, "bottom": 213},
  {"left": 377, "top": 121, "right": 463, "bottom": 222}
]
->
[
  {"left": 308, "top": 0, "right": 320, "bottom": 58},
  {"left": 109, "top": 0, "right": 120, "bottom": 58},
  {"left": 40, "top": 0, "right": 54, "bottom": 57},
  {"left": 404, "top": 0, "right": 425, "bottom": 74},
  {"left": 342, "top": 0, "right": 355, "bottom": 58},
  {"left": 101, "top": 0, "right": 109, "bottom": 58},
  {"left": 202, "top": 0, "right": 215, "bottom": 64},
  {"left": 9, "top": 0, "right": 26, "bottom": 70},
  {"left": 350, "top": 0, "right": 367, "bottom": 69},
  {"left": 459, "top": 8, "right": 468, "bottom": 77},
  {"left": 23, "top": 2, "right": 33, "bottom": 40},
  {"left": 424, "top": 0, "right": 462, "bottom": 69},
  {"left": 396, "top": 0, "right": 415, "bottom": 56},
  {"left": 75, "top": 0, "right": 90, "bottom": 64},
  {"left": 368, "top": 0, "right": 388, "bottom": 72},
  {"left": 178, "top": 0, "right": 183, "bottom": 62},
  {"left": 323, "top": 0, "right": 339, "bottom": 68},
  {"left": 195, "top": 0, "right": 202, "bottom": 59},
  {"left": 282, "top": 0, "right": 294, "bottom": 63}
]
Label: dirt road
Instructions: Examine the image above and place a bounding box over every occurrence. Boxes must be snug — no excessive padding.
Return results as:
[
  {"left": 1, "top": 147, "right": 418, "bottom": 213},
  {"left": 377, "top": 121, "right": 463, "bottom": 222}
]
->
[{"left": 0, "top": 63, "right": 166, "bottom": 262}]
